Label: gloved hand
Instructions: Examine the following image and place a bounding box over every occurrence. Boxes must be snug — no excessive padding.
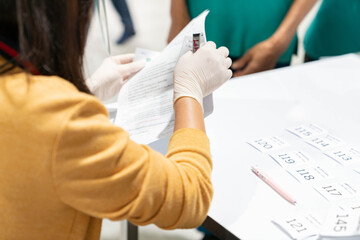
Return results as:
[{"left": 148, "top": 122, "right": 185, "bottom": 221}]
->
[
  {"left": 87, "top": 54, "right": 146, "bottom": 101},
  {"left": 173, "top": 41, "right": 232, "bottom": 110}
]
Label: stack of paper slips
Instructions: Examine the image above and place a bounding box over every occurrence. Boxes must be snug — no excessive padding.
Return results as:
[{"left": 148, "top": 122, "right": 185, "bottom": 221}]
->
[
  {"left": 272, "top": 209, "right": 360, "bottom": 240},
  {"left": 319, "top": 210, "right": 360, "bottom": 239}
]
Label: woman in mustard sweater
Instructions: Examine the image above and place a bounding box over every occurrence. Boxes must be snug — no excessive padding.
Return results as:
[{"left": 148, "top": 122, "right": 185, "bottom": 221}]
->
[{"left": 0, "top": 1, "right": 232, "bottom": 240}]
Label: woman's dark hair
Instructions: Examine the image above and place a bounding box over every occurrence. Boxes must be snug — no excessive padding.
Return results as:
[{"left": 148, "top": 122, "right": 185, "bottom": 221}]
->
[{"left": 0, "top": 0, "right": 93, "bottom": 93}]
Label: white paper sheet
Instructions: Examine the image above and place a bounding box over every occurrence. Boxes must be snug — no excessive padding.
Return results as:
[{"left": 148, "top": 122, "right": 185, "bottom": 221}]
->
[
  {"left": 114, "top": 10, "right": 211, "bottom": 144},
  {"left": 133, "top": 47, "right": 160, "bottom": 63}
]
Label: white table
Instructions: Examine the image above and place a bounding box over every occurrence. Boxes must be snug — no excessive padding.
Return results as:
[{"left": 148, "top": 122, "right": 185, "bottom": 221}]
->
[
  {"left": 203, "top": 54, "right": 360, "bottom": 240},
  {"left": 145, "top": 54, "right": 360, "bottom": 240}
]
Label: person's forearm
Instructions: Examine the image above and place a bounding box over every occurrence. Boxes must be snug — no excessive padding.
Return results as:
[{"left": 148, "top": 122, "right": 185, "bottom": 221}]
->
[
  {"left": 269, "top": 0, "right": 318, "bottom": 54},
  {"left": 174, "top": 97, "right": 205, "bottom": 132},
  {"left": 168, "top": 0, "right": 191, "bottom": 43},
  {"left": 170, "top": 0, "right": 190, "bottom": 23}
]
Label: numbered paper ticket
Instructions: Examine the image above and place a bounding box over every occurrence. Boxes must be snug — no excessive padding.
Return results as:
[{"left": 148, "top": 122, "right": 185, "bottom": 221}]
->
[
  {"left": 324, "top": 146, "right": 360, "bottom": 166},
  {"left": 287, "top": 164, "right": 334, "bottom": 184},
  {"left": 351, "top": 164, "right": 360, "bottom": 175},
  {"left": 320, "top": 210, "right": 360, "bottom": 238},
  {"left": 247, "top": 136, "right": 289, "bottom": 152},
  {"left": 313, "top": 180, "right": 359, "bottom": 202},
  {"left": 305, "top": 134, "right": 346, "bottom": 151},
  {"left": 270, "top": 151, "right": 313, "bottom": 168},
  {"left": 287, "top": 123, "right": 326, "bottom": 139},
  {"left": 338, "top": 197, "right": 360, "bottom": 212},
  {"left": 272, "top": 214, "right": 320, "bottom": 240}
]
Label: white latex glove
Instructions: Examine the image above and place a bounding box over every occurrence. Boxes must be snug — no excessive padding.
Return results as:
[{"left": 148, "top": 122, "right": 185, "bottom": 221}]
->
[
  {"left": 87, "top": 54, "right": 146, "bottom": 101},
  {"left": 173, "top": 41, "right": 232, "bottom": 109}
]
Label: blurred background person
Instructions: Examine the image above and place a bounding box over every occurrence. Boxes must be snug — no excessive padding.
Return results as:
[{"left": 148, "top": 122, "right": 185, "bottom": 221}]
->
[
  {"left": 168, "top": 0, "right": 317, "bottom": 77},
  {"left": 111, "top": 0, "right": 136, "bottom": 44},
  {"left": 304, "top": 0, "right": 360, "bottom": 62}
]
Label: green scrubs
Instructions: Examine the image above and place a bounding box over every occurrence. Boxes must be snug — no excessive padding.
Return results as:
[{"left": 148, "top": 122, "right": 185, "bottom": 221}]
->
[
  {"left": 304, "top": 0, "right": 360, "bottom": 59},
  {"left": 186, "top": 0, "right": 297, "bottom": 64}
]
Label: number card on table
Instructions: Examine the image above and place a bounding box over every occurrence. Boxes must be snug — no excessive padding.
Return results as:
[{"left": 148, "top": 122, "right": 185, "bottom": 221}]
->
[
  {"left": 248, "top": 136, "right": 289, "bottom": 153},
  {"left": 270, "top": 151, "right": 313, "bottom": 168},
  {"left": 324, "top": 146, "right": 360, "bottom": 166},
  {"left": 305, "top": 134, "right": 346, "bottom": 151},
  {"left": 338, "top": 197, "right": 360, "bottom": 212},
  {"left": 320, "top": 211, "right": 360, "bottom": 238},
  {"left": 287, "top": 164, "right": 334, "bottom": 184},
  {"left": 287, "top": 123, "right": 326, "bottom": 139},
  {"left": 272, "top": 214, "right": 320, "bottom": 240},
  {"left": 351, "top": 164, "right": 360, "bottom": 175},
  {"left": 313, "top": 180, "right": 359, "bottom": 202}
]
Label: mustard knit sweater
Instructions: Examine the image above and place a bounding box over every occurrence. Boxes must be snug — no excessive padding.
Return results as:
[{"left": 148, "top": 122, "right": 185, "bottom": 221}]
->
[{"left": 0, "top": 61, "right": 213, "bottom": 240}]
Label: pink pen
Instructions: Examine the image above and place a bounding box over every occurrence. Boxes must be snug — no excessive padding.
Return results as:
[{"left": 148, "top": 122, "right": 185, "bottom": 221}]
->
[{"left": 251, "top": 166, "right": 297, "bottom": 205}]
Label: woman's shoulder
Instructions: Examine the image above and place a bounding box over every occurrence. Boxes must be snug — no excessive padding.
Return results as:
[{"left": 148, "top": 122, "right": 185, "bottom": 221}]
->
[
  {"left": 1, "top": 72, "right": 106, "bottom": 119},
  {"left": 33, "top": 74, "right": 106, "bottom": 114},
  {"left": 31, "top": 74, "right": 82, "bottom": 94}
]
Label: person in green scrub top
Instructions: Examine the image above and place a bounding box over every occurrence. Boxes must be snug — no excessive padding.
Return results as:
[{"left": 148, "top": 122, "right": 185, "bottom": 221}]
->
[
  {"left": 168, "top": 0, "right": 317, "bottom": 77},
  {"left": 304, "top": 0, "right": 360, "bottom": 62}
]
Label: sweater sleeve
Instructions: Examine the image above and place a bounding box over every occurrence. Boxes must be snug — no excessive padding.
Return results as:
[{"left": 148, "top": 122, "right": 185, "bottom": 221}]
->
[{"left": 52, "top": 97, "right": 213, "bottom": 229}]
